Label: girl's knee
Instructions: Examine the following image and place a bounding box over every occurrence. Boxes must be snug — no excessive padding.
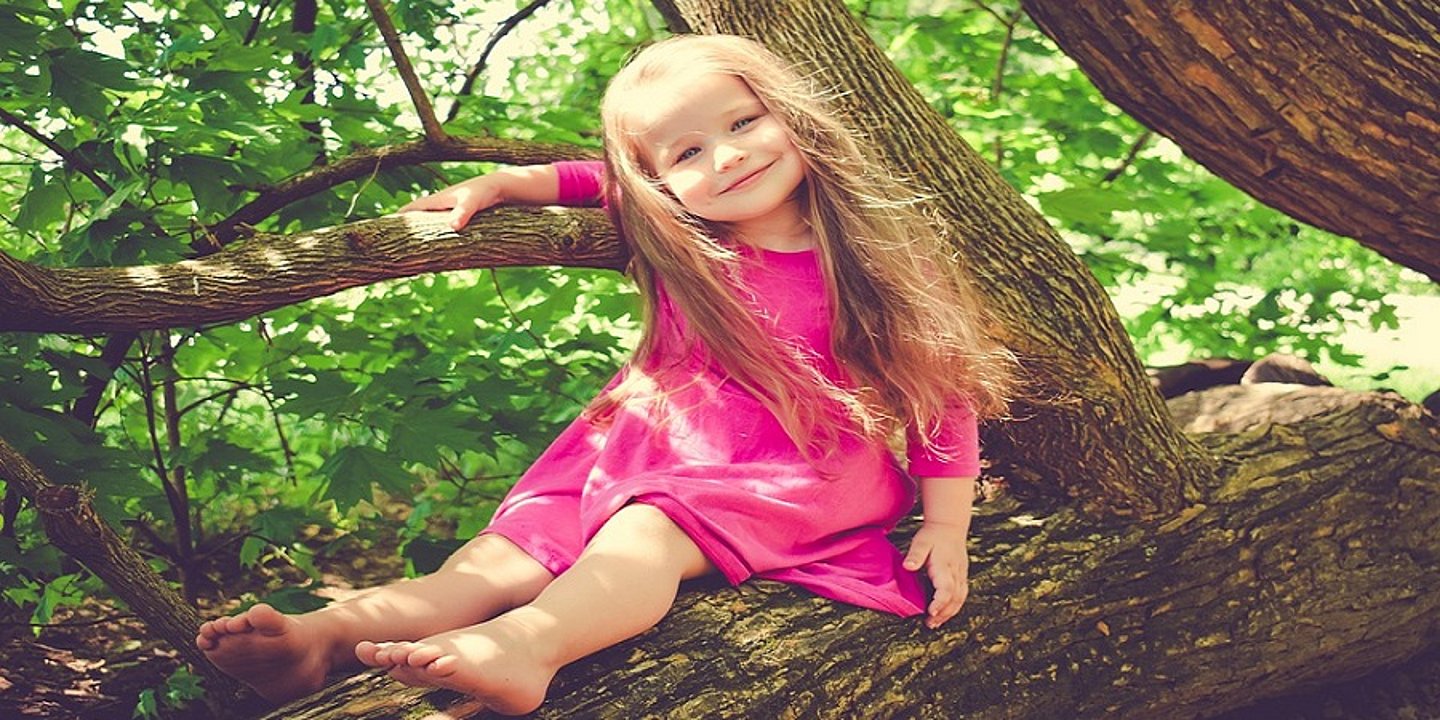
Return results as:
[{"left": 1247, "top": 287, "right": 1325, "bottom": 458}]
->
[
  {"left": 600, "top": 504, "right": 716, "bottom": 579},
  {"left": 439, "top": 534, "right": 554, "bottom": 584}
]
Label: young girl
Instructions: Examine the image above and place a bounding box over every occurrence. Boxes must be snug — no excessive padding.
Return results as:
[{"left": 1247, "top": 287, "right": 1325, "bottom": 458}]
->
[{"left": 196, "top": 34, "right": 1013, "bottom": 715}]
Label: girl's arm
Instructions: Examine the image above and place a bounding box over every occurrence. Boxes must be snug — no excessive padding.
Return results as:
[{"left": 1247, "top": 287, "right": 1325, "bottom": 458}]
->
[
  {"left": 903, "top": 475, "right": 976, "bottom": 629},
  {"left": 400, "top": 160, "right": 605, "bottom": 231},
  {"left": 902, "top": 402, "right": 981, "bottom": 628}
]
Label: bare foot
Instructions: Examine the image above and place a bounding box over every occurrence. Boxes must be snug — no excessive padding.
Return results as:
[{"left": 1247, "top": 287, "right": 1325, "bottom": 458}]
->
[
  {"left": 355, "top": 618, "right": 557, "bottom": 716},
  {"left": 196, "top": 603, "right": 332, "bottom": 704}
]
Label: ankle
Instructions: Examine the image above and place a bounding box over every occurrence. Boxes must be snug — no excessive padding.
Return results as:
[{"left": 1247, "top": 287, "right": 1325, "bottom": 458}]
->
[{"left": 495, "top": 607, "right": 566, "bottom": 669}]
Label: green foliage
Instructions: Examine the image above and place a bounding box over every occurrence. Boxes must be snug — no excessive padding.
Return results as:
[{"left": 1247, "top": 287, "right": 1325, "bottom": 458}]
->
[
  {"left": 0, "top": 2, "right": 1432, "bottom": 703},
  {"left": 132, "top": 665, "right": 205, "bottom": 719}
]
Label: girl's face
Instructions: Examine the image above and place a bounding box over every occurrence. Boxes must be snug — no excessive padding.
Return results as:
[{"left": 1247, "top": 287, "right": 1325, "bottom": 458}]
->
[{"left": 629, "top": 72, "right": 807, "bottom": 237}]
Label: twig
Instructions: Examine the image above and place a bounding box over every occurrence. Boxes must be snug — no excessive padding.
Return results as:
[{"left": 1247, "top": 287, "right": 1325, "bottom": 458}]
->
[
  {"left": 1102, "top": 129, "right": 1154, "bottom": 183},
  {"left": 199, "top": 136, "right": 595, "bottom": 250},
  {"left": 489, "top": 268, "right": 561, "bottom": 367},
  {"left": 967, "top": 0, "right": 1007, "bottom": 25},
  {"left": 990, "top": 8, "right": 1024, "bottom": 166},
  {"left": 0, "top": 612, "right": 139, "bottom": 628},
  {"left": 0, "top": 107, "right": 115, "bottom": 195},
  {"left": 446, "top": 0, "right": 554, "bottom": 124},
  {"left": 243, "top": 0, "right": 276, "bottom": 46},
  {"left": 364, "top": 0, "right": 447, "bottom": 143}
]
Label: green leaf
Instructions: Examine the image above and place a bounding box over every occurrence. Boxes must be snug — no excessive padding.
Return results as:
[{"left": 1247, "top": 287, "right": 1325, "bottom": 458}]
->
[
  {"left": 318, "top": 446, "right": 414, "bottom": 511},
  {"left": 1038, "top": 186, "right": 1128, "bottom": 227},
  {"left": 238, "top": 536, "right": 265, "bottom": 567}
]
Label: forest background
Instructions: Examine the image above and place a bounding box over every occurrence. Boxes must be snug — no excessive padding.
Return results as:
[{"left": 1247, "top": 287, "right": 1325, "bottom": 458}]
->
[{"left": 0, "top": 0, "right": 1435, "bottom": 716}]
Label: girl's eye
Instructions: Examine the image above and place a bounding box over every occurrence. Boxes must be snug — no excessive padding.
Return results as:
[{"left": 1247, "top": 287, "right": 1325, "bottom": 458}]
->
[
  {"left": 732, "top": 116, "right": 757, "bottom": 131},
  {"left": 676, "top": 147, "right": 700, "bottom": 163}
]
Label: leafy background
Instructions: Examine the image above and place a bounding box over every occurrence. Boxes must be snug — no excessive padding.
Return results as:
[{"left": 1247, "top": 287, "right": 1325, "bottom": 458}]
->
[{"left": 0, "top": 0, "right": 1434, "bottom": 714}]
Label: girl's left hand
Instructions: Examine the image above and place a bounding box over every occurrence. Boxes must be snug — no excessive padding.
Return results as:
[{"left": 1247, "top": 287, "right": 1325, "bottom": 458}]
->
[{"left": 902, "top": 520, "right": 971, "bottom": 629}]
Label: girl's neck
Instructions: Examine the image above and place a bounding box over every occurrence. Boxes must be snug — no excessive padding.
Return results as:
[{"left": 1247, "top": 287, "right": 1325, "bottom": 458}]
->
[{"left": 730, "top": 198, "right": 816, "bottom": 252}]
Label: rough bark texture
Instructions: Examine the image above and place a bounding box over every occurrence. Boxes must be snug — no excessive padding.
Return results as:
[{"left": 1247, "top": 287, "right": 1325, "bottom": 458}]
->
[
  {"left": 258, "top": 386, "right": 1439, "bottom": 719},
  {"left": 0, "top": 207, "right": 620, "bottom": 333},
  {"left": 1021, "top": 0, "right": 1440, "bottom": 281}
]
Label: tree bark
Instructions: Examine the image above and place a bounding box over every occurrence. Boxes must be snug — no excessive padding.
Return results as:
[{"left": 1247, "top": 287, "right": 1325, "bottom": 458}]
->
[
  {"left": 1020, "top": 0, "right": 1440, "bottom": 281},
  {"left": 257, "top": 386, "right": 1440, "bottom": 719},
  {"left": 0, "top": 207, "right": 620, "bottom": 333}
]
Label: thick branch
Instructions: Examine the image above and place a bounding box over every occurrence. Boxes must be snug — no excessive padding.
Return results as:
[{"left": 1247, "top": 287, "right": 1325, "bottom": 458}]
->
[
  {"left": 261, "top": 387, "right": 1440, "bottom": 719},
  {"left": 1021, "top": 0, "right": 1440, "bottom": 281},
  {"left": 3, "top": 207, "right": 622, "bottom": 333}
]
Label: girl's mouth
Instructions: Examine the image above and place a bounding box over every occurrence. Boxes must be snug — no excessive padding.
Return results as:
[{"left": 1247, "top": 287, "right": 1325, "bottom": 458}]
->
[{"left": 723, "top": 162, "right": 773, "bottom": 194}]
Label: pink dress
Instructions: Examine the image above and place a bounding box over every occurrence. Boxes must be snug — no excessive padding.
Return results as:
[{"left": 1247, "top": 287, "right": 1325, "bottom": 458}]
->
[{"left": 482, "top": 161, "right": 979, "bottom": 616}]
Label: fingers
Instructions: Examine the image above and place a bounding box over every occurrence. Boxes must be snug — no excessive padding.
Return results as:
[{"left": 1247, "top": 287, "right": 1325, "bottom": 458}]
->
[
  {"left": 925, "top": 573, "right": 969, "bottom": 628},
  {"left": 903, "top": 538, "right": 931, "bottom": 572}
]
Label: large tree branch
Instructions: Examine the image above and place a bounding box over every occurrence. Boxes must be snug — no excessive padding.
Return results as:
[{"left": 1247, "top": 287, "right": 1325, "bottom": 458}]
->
[
  {"left": 1021, "top": 0, "right": 1440, "bottom": 281},
  {"left": 0, "top": 436, "right": 246, "bottom": 713},
  {"left": 261, "top": 387, "right": 1440, "bottom": 719},
  {"left": 3, "top": 207, "right": 622, "bottom": 334}
]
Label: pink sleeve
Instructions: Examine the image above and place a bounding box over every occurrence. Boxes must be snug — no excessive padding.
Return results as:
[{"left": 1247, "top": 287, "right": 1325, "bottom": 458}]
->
[
  {"left": 554, "top": 160, "right": 606, "bottom": 206},
  {"left": 906, "top": 401, "right": 981, "bottom": 477}
]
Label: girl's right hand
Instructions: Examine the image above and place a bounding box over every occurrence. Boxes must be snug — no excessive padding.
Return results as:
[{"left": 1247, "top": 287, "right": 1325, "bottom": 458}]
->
[{"left": 400, "top": 174, "right": 507, "bottom": 232}]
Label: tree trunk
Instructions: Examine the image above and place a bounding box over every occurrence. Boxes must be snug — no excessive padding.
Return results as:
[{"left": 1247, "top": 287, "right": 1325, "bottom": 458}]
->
[
  {"left": 256, "top": 387, "right": 1439, "bottom": 719},
  {"left": 1020, "top": 0, "right": 1440, "bottom": 281}
]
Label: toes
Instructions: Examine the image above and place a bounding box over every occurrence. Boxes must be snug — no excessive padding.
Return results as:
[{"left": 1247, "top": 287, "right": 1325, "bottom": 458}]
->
[
  {"left": 221, "top": 614, "right": 253, "bottom": 634},
  {"left": 424, "top": 654, "right": 459, "bottom": 678},
  {"left": 374, "top": 641, "right": 411, "bottom": 667},
  {"left": 355, "top": 641, "right": 387, "bottom": 667},
  {"left": 245, "top": 603, "right": 288, "bottom": 634},
  {"left": 403, "top": 644, "right": 444, "bottom": 669}
]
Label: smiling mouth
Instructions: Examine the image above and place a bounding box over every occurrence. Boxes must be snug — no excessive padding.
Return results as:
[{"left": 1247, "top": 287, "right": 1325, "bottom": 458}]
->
[{"left": 723, "top": 163, "right": 774, "bottom": 194}]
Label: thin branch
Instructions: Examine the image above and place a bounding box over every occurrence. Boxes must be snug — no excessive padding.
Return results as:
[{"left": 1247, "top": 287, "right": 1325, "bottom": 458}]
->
[
  {"left": 990, "top": 8, "right": 1024, "bottom": 166},
  {"left": 446, "top": 0, "right": 554, "bottom": 124},
  {"left": 967, "top": 0, "right": 1008, "bottom": 25},
  {"left": 1102, "top": 129, "right": 1154, "bottom": 183},
  {"left": 0, "top": 612, "right": 139, "bottom": 628},
  {"left": 363, "top": 0, "right": 447, "bottom": 143},
  {"left": 0, "top": 107, "right": 115, "bottom": 195},
  {"left": 200, "top": 136, "right": 596, "bottom": 250},
  {"left": 242, "top": 0, "right": 276, "bottom": 46},
  {"left": 489, "top": 268, "right": 561, "bottom": 367}
]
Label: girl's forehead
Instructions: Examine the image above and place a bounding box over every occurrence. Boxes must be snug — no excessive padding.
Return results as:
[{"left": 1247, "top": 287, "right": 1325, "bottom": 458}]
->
[{"left": 620, "top": 72, "right": 760, "bottom": 137}]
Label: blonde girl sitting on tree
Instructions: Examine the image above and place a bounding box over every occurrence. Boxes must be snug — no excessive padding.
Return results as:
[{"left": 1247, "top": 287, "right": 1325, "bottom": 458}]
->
[{"left": 196, "top": 33, "right": 1015, "bottom": 715}]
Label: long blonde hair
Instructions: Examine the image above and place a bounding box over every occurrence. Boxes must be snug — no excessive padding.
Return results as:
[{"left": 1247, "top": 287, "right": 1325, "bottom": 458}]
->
[{"left": 585, "top": 34, "right": 1016, "bottom": 469}]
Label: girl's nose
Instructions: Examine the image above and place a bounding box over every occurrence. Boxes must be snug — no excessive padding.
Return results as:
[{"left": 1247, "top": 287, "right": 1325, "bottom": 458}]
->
[{"left": 714, "top": 143, "right": 747, "bottom": 172}]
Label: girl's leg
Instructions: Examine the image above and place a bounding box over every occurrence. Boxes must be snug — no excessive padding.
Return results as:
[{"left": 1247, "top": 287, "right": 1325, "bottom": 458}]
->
[
  {"left": 356, "top": 504, "right": 715, "bottom": 715},
  {"left": 196, "top": 533, "right": 554, "bottom": 704}
]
